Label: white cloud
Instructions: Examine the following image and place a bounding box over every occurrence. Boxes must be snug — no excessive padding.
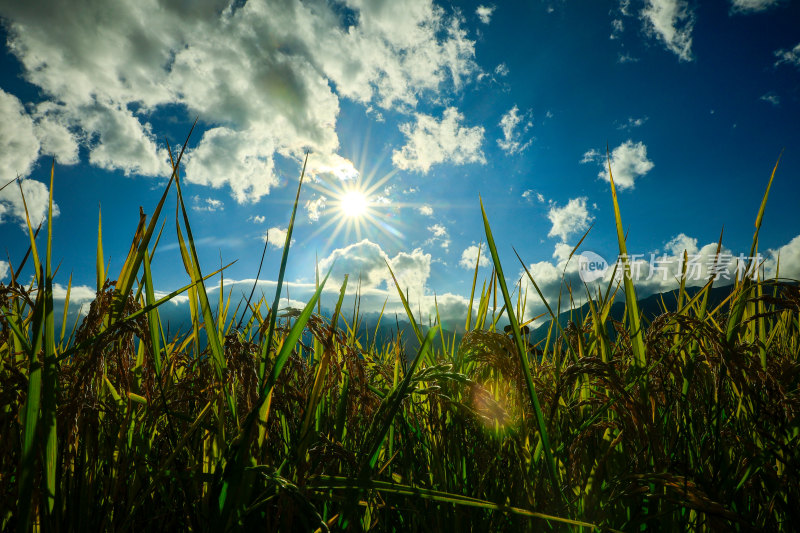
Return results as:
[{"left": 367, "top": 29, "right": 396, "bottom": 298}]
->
[
  {"left": 774, "top": 42, "right": 800, "bottom": 69},
  {"left": 426, "top": 223, "right": 450, "bottom": 249},
  {"left": 249, "top": 215, "right": 265, "bottom": 224},
  {"left": 306, "top": 153, "right": 359, "bottom": 182},
  {"left": 0, "top": 178, "right": 60, "bottom": 230},
  {"left": 184, "top": 128, "right": 276, "bottom": 203},
  {"left": 0, "top": 260, "right": 8, "bottom": 280},
  {"left": 581, "top": 148, "right": 603, "bottom": 164},
  {"left": 391, "top": 248, "right": 433, "bottom": 299},
  {"left": 319, "top": 239, "right": 391, "bottom": 287},
  {"left": 764, "top": 234, "right": 800, "bottom": 280},
  {"left": 522, "top": 189, "right": 545, "bottom": 203},
  {"left": 459, "top": 244, "right": 489, "bottom": 269},
  {"left": 263, "top": 227, "right": 288, "bottom": 248},
  {"left": 664, "top": 233, "right": 699, "bottom": 257},
  {"left": 547, "top": 197, "right": 593, "bottom": 242},
  {"left": 497, "top": 105, "right": 533, "bottom": 155},
  {"left": 618, "top": 52, "right": 639, "bottom": 63},
  {"left": 318, "top": 238, "right": 432, "bottom": 303},
  {"left": 640, "top": 0, "right": 695, "bottom": 61},
  {"left": 494, "top": 63, "right": 509, "bottom": 77},
  {"left": 32, "top": 105, "right": 80, "bottom": 165},
  {"left": 191, "top": 195, "right": 223, "bottom": 212},
  {"left": 730, "top": 0, "right": 782, "bottom": 13},
  {"left": 82, "top": 104, "right": 170, "bottom": 177},
  {"left": 618, "top": 116, "right": 649, "bottom": 130},
  {"left": 0, "top": 0, "right": 479, "bottom": 201},
  {"left": 583, "top": 140, "right": 654, "bottom": 190},
  {"left": 52, "top": 282, "right": 96, "bottom": 304},
  {"left": 429, "top": 224, "right": 447, "bottom": 237},
  {"left": 476, "top": 5, "right": 495, "bottom": 24},
  {"left": 305, "top": 195, "right": 328, "bottom": 222},
  {"left": 760, "top": 92, "right": 780, "bottom": 106},
  {"left": 518, "top": 233, "right": 745, "bottom": 324},
  {"left": 418, "top": 205, "right": 434, "bottom": 216},
  {"left": 610, "top": 18, "right": 624, "bottom": 39},
  {"left": 552, "top": 242, "right": 575, "bottom": 263},
  {"left": 0, "top": 89, "right": 41, "bottom": 183},
  {"left": 392, "top": 107, "right": 485, "bottom": 173}
]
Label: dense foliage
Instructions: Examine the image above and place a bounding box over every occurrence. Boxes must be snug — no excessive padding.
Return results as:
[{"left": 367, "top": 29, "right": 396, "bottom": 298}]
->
[{"left": 1, "top": 146, "right": 798, "bottom": 531}]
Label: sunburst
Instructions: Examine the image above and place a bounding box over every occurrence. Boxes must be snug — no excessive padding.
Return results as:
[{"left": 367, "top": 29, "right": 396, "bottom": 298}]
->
[
  {"left": 340, "top": 190, "right": 368, "bottom": 218},
  {"left": 305, "top": 156, "right": 405, "bottom": 250}
]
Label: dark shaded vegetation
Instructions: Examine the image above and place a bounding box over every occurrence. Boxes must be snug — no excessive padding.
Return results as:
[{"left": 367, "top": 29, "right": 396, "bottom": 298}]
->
[{"left": 1, "top": 149, "right": 798, "bottom": 531}]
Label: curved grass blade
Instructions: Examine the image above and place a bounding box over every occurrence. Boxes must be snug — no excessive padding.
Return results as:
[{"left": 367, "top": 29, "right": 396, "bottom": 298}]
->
[
  {"left": 480, "top": 198, "right": 564, "bottom": 509},
  {"left": 216, "top": 267, "right": 331, "bottom": 528},
  {"left": 260, "top": 152, "right": 310, "bottom": 387},
  {"left": 361, "top": 325, "right": 438, "bottom": 473},
  {"left": 605, "top": 149, "right": 646, "bottom": 368},
  {"left": 309, "top": 476, "right": 609, "bottom": 531}
]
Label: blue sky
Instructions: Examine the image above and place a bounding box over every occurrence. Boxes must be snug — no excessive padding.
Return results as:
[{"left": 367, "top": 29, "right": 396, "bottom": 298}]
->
[{"left": 1, "top": 0, "right": 799, "bottom": 328}]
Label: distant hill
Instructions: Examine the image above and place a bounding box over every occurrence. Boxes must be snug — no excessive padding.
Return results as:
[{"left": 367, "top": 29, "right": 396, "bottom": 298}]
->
[
  {"left": 169, "top": 282, "right": 743, "bottom": 359},
  {"left": 527, "top": 283, "right": 737, "bottom": 345}
]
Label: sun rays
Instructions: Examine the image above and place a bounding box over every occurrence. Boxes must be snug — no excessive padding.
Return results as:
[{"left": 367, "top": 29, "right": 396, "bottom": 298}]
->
[
  {"left": 304, "top": 148, "right": 408, "bottom": 250},
  {"left": 339, "top": 190, "right": 368, "bottom": 218}
]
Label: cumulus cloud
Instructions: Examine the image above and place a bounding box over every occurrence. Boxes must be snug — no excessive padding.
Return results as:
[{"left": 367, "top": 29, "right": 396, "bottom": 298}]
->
[
  {"left": 0, "top": 178, "right": 59, "bottom": 229},
  {"left": 418, "top": 205, "right": 434, "bottom": 216},
  {"left": 764, "top": 234, "right": 800, "bottom": 280},
  {"left": 640, "top": 0, "right": 695, "bottom": 61},
  {"left": 730, "top": 0, "right": 782, "bottom": 13},
  {"left": 547, "top": 197, "right": 593, "bottom": 242},
  {"left": 0, "top": 0, "right": 479, "bottom": 201},
  {"left": 249, "top": 215, "right": 265, "bottom": 224},
  {"left": 32, "top": 105, "right": 80, "bottom": 165},
  {"left": 497, "top": 105, "right": 533, "bottom": 155},
  {"left": 476, "top": 5, "right": 495, "bottom": 24},
  {"left": 392, "top": 107, "right": 485, "bottom": 173},
  {"left": 774, "top": 42, "right": 800, "bottom": 69},
  {"left": 0, "top": 88, "right": 81, "bottom": 196},
  {"left": 319, "top": 239, "right": 391, "bottom": 287},
  {"left": 582, "top": 140, "right": 654, "bottom": 190},
  {"left": 305, "top": 195, "right": 328, "bottom": 222},
  {"left": 459, "top": 244, "right": 489, "bottom": 269},
  {"left": 263, "top": 227, "right": 289, "bottom": 248},
  {"left": 0, "top": 260, "right": 8, "bottom": 280},
  {"left": 0, "top": 90, "right": 41, "bottom": 183},
  {"left": 664, "top": 233, "right": 699, "bottom": 256},
  {"left": 306, "top": 153, "right": 360, "bottom": 182},
  {"left": 494, "top": 63, "right": 509, "bottom": 77},
  {"left": 318, "top": 238, "right": 432, "bottom": 302},
  {"left": 183, "top": 128, "right": 276, "bottom": 203}
]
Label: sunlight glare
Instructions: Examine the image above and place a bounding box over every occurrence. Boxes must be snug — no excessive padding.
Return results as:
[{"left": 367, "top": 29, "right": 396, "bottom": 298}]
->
[{"left": 340, "top": 190, "right": 368, "bottom": 218}]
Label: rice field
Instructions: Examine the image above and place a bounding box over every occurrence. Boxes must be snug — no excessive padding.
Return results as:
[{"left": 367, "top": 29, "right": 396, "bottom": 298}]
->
[{"left": 1, "top": 139, "right": 798, "bottom": 531}]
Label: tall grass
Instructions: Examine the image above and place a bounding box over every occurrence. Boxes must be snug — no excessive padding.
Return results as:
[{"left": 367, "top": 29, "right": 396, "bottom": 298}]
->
[{"left": 1, "top": 142, "right": 798, "bottom": 531}]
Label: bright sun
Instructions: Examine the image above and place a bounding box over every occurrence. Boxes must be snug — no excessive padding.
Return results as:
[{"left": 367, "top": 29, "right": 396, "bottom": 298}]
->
[{"left": 340, "top": 190, "right": 368, "bottom": 218}]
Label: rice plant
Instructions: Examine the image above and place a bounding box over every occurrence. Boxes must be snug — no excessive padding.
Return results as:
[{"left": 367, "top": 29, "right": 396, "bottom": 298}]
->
[{"left": 1, "top": 139, "right": 798, "bottom": 531}]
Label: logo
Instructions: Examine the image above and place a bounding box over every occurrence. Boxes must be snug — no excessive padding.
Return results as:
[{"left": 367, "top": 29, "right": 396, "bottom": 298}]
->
[{"left": 578, "top": 251, "right": 608, "bottom": 282}]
